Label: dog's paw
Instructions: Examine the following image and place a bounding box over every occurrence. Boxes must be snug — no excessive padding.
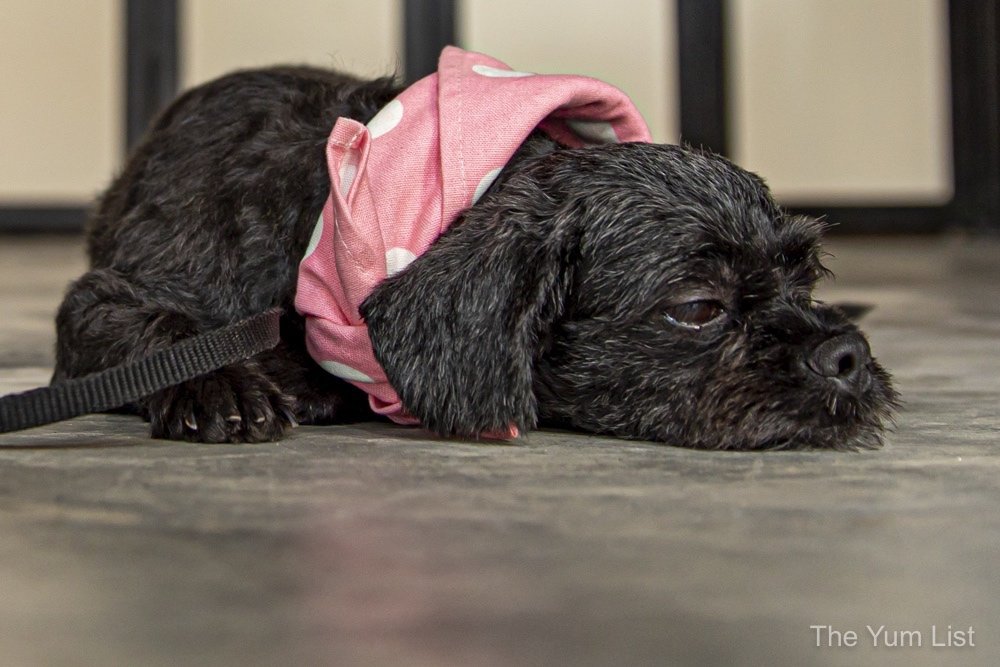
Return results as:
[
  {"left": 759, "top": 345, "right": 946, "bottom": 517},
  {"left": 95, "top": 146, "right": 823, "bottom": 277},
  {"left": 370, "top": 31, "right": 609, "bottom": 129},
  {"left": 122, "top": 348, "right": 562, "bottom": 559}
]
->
[{"left": 146, "top": 362, "right": 297, "bottom": 443}]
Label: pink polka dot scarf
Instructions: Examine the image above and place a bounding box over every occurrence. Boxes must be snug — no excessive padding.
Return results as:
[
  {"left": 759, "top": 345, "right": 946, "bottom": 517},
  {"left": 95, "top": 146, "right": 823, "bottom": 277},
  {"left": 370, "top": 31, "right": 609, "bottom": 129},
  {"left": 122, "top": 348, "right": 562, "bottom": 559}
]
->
[{"left": 294, "top": 46, "right": 652, "bottom": 430}]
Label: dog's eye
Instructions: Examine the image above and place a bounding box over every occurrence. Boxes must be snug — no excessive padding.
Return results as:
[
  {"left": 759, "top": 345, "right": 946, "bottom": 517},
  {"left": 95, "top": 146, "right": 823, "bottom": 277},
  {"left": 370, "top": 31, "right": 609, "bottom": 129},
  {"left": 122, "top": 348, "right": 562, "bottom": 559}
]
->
[{"left": 664, "top": 300, "right": 725, "bottom": 330}]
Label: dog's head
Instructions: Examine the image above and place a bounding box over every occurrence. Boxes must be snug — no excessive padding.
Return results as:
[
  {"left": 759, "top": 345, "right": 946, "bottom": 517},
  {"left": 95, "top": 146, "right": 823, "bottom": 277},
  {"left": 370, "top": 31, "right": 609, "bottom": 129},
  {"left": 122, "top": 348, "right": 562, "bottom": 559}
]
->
[{"left": 360, "top": 138, "right": 897, "bottom": 449}]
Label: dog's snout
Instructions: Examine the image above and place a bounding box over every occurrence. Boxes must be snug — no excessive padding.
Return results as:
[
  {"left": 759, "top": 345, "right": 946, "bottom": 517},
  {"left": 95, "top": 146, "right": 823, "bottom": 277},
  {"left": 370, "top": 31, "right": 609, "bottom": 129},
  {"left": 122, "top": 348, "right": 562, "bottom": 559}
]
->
[{"left": 807, "top": 333, "right": 872, "bottom": 394}]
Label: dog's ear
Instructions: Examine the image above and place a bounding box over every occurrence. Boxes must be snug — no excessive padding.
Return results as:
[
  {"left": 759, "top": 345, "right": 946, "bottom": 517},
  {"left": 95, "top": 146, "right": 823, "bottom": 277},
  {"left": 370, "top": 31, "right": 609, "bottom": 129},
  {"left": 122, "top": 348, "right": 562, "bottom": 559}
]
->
[{"left": 359, "top": 165, "right": 575, "bottom": 438}]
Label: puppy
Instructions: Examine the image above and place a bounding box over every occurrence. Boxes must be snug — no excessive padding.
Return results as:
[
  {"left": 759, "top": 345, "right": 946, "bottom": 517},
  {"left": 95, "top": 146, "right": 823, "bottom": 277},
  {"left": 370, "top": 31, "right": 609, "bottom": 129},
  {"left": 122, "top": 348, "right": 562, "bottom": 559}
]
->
[{"left": 52, "top": 52, "right": 896, "bottom": 450}]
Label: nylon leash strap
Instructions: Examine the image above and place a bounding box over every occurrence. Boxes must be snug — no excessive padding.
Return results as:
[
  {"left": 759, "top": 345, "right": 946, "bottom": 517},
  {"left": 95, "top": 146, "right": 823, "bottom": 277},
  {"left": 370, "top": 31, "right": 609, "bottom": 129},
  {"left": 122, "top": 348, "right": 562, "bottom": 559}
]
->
[{"left": 0, "top": 309, "right": 281, "bottom": 435}]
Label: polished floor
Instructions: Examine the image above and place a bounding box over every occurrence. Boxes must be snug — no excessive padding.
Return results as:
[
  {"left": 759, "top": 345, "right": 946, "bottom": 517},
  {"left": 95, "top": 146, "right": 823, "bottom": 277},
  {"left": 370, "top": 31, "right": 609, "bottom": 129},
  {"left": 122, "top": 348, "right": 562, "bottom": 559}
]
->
[{"left": 1, "top": 234, "right": 998, "bottom": 666}]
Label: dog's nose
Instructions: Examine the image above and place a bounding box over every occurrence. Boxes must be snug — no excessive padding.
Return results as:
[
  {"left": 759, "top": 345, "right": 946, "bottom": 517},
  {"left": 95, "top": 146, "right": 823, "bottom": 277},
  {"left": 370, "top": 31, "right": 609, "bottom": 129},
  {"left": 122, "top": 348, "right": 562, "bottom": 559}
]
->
[{"left": 807, "top": 332, "right": 872, "bottom": 394}]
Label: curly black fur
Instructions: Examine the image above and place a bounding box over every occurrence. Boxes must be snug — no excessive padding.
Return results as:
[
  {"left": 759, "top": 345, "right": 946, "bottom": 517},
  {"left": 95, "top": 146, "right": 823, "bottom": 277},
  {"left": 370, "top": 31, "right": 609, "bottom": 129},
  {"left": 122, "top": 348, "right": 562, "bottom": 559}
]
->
[{"left": 53, "top": 65, "right": 896, "bottom": 448}]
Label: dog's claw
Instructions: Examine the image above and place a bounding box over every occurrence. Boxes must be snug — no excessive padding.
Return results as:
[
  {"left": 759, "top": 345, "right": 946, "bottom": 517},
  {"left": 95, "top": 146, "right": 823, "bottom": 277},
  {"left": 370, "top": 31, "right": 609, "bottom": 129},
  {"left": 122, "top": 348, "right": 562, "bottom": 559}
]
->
[
  {"left": 184, "top": 414, "right": 198, "bottom": 431},
  {"left": 280, "top": 406, "right": 299, "bottom": 428},
  {"left": 226, "top": 414, "right": 242, "bottom": 423}
]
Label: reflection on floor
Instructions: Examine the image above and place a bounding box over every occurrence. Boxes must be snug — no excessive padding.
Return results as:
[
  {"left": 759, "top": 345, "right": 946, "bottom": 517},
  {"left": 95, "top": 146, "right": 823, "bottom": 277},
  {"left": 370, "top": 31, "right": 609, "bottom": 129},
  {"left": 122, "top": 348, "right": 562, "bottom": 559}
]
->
[{"left": 1, "top": 234, "right": 998, "bottom": 666}]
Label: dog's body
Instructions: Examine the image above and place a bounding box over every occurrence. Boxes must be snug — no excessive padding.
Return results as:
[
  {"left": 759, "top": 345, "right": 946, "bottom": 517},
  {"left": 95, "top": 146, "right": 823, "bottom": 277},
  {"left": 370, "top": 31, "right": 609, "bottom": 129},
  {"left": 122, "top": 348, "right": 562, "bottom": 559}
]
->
[{"left": 53, "top": 63, "right": 895, "bottom": 449}]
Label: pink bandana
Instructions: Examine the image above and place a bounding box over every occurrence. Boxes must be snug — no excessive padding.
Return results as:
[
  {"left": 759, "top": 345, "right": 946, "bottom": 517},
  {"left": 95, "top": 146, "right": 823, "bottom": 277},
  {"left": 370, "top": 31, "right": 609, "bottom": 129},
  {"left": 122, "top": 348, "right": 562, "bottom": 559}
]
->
[{"left": 295, "top": 46, "right": 652, "bottom": 426}]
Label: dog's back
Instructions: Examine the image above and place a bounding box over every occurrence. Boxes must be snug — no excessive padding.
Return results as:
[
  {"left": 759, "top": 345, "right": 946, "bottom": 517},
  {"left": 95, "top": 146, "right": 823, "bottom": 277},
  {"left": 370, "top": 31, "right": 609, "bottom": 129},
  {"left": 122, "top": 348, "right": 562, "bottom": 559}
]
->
[{"left": 86, "top": 67, "right": 399, "bottom": 318}]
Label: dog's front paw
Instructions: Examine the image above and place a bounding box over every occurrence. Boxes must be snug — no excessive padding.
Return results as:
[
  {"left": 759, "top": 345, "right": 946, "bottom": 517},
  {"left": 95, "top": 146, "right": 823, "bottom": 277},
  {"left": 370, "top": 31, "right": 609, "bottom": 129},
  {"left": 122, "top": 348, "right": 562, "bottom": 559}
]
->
[{"left": 146, "top": 362, "right": 296, "bottom": 443}]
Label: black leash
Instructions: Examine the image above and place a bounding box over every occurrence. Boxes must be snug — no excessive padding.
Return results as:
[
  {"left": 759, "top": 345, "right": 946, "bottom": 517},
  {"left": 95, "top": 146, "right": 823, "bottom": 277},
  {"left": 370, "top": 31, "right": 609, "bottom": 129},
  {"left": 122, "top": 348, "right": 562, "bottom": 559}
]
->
[{"left": 0, "top": 309, "right": 281, "bottom": 435}]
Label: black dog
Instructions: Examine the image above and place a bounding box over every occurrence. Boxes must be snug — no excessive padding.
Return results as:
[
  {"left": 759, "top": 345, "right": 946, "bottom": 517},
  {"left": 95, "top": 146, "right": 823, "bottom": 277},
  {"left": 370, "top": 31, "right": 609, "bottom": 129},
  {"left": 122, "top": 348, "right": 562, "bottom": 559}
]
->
[{"left": 52, "top": 65, "right": 895, "bottom": 449}]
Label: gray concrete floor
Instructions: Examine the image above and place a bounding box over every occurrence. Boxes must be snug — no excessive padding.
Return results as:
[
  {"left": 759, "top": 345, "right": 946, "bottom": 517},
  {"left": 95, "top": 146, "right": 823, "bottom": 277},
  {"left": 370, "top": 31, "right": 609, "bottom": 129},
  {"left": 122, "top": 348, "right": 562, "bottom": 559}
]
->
[{"left": 1, "top": 234, "right": 998, "bottom": 667}]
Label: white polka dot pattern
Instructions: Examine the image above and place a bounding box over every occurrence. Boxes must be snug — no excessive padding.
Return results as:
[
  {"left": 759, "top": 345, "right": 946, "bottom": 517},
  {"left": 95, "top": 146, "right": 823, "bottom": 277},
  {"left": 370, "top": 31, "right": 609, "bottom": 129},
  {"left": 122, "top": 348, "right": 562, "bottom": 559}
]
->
[
  {"left": 472, "top": 167, "right": 502, "bottom": 204},
  {"left": 366, "top": 99, "right": 404, "bottom": 139},
  {"left": 338, "top": 162, "right": 358, "bottom": 194},
  {"left": 385, "top": 247, "right": 417, "bottom": 277},
  {"left": 319, "top": 359, "right": 374, "bottom": 383},
  {"left": 472, "top": 64, "right": 534, "bottom": 78}
]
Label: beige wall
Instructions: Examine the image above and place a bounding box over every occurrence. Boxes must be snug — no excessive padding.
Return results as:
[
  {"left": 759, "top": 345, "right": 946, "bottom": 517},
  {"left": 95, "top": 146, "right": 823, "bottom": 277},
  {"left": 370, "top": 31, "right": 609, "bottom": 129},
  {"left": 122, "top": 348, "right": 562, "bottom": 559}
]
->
[
  {"left": 0, "top": 0, "right": 953, "bottom": 207},
  {"left": 181, "top": 0, "right": 402, "bottom": 87},
  {"left": 459, "top": 0, "right": 676, "bottom": 145},
  {"left": 0, "top": 1, "right": 121, "bottom": 203},
  {"left": 184, "top": 0, "right": 675, "bottom": 146},
  {"left": 730, "top": 0, "right": 952, "bottom": 203}
]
